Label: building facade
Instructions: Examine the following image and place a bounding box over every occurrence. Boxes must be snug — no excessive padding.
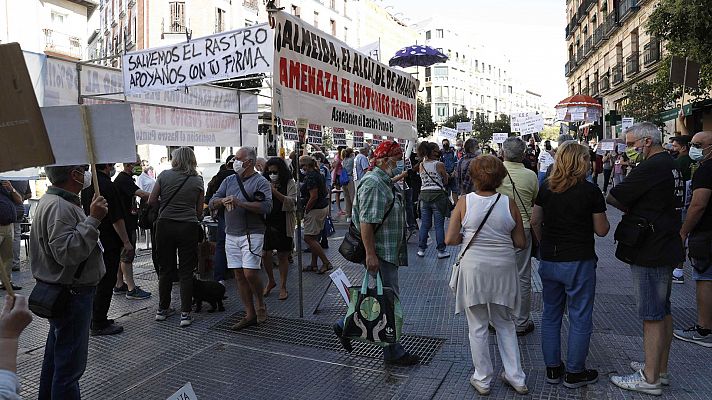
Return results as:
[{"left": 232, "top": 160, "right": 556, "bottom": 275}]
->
[
  {"left": 564, "top": 0, "right": 663, "bottom": 137},
  {"left": 0, "top": 0, "right": 98, "bottom": 60}
]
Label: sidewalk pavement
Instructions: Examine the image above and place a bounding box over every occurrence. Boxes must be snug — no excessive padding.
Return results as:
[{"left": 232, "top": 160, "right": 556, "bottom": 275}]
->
[{"left": 2, "top": 207, "right": 710, "bottom": 399}]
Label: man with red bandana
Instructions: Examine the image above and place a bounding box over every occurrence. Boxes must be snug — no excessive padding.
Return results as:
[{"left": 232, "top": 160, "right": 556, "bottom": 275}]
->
[{"left": 333, "top": 141, "right": 420, "bottom": 366}]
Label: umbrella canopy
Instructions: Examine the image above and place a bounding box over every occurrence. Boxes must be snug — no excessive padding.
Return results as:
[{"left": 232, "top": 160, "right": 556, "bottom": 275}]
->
[
  {"left": 555, "top": 94, "right": 602, "bottom": 123},
  {"left": 389, "top": 45, "right": 448, "bottom": 68}
]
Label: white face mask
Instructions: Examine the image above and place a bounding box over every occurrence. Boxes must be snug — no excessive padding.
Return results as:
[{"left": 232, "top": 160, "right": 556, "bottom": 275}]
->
[
  {"left": 75, "top": 170, "right": 92, "bottom": 190},
  {"left": 269, "top": 173, "right": 279, "bottom": 182},
  {"left": 233, "top": 160, "right": 245, "bottom": 175}
]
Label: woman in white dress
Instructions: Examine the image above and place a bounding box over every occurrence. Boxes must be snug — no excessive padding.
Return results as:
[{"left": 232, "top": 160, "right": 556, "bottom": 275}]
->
[{"left": 445, "top": 155, "right": 528, "bottom": 396}]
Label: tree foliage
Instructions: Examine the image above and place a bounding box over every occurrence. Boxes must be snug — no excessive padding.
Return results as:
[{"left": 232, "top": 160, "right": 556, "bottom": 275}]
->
[
  {"left": 442, "top": 106, "right": 470, "bottom": 129},
  {"left": 417, "top": 98, "right": 436, "bottom": 138},
  {"left": 471, "top": 113, "right": 511, "bottom": 144}
]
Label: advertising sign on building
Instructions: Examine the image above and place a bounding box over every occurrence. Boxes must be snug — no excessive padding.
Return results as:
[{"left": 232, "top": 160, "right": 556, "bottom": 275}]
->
[
  {"left": 121, "top": 24, "right": 273, "bottom": 94},
  {"left": 272, "top": 12, "right": 418, "bottom": 139}
]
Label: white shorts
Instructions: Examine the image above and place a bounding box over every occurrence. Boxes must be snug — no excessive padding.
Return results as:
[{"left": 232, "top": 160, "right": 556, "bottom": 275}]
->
[{"left": 225, "top": 233, "right": 264, "bottom": 270}]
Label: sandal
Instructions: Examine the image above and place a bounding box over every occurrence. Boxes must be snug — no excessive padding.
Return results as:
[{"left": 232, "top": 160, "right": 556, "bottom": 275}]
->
[
  {"left": 230, "top": 317, "right": 257, "bottom": 331},
  {"left": 302, "top": 265, "right": 317, "bottom": 272},
  {"left": 317, "top": 263, "right": 333, "bottom": 275},
  {"left": 278, "top": 289, "right": 288, "bottom": 301}
]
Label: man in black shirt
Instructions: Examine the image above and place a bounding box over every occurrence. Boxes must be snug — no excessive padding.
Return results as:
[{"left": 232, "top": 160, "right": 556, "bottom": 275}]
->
[
  {"left": 670, "top": 136, "right": 695, "bottom": 283},
  {"left": 676, "top": 131, "right": 712, "bottom": 347},
  {"left": 205, "top": 155, "right": 235, "bottom": 284},
  {"left": 607, "top": 123, "right": 685, "bottom": 396},
  {"left": 81, "top": 164, "right": 132, "bottom": 336},
  {"left": 113, "top": 156, "right": 151, "bottom": 300}
]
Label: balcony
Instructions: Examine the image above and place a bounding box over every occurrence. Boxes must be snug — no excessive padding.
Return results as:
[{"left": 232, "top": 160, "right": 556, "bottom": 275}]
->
[
  {"left": 626, "top": 52, "right": 640, "bottom": 76},
  {"left": 565, "top": 25, "right": 572, "bottom": 40},
  {"left": 577, "top": 0, "right": 594, "bottom": 23},
  {"left": 565, "top": 60, "right": 577, "bottom": 77},
  {"left": 618, "top": 0, "right": 640, "bottom": 24},
  {"left": 603, "top": 13, "right": 618, "bottom": 38},
  {"left": 43, "top": 28, "right": 82, "bottom": 59},
  {"left": 584, "top": 36, "right": 593, "bottom": 56},
  {"left": 576, "top": 46, "right": 584, "bottom": 64},
  {"left": 582, "top": 87, "right": 590, "bottom": 96},
  {"left": 612, "top": 63, "right": 624, "bottom": 85},
  {"left": 566, "top": 15, "right": 577, "bottom": 40},
  {"left": 593, "top": 25, "right": 604, "bottom": 47},
  {"left": 600, "top": 74, "right": 610, "bottom": 92},
  {"left": 643, "top": 38, "right": 661, "bottom": 66},
  {"left": 590, "top": 80, "right": 599, "bottom": 96}
]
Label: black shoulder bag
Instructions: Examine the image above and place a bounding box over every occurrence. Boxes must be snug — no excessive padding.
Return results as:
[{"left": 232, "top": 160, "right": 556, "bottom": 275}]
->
[
  {"left": 614, "top": 212, "right": 663, "bottom": 264},
  {"left": 138, "top": 175, "right": 190, "bottom": 229},
  {"left": 339, "top": 184, "right": 396, "bottom": 264},
  {"left": 29, "top": 260, "right": 88, "bottom": 319},
  {"left": 421, "top": 162, "right": 454, "bottom": 212}
]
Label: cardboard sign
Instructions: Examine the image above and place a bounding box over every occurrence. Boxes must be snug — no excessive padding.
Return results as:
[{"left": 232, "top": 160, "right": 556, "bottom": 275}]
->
[
  {"left": 122, "top": 24, "right": 273, "bottom": 94},
  {"left": 281, "top": 118, "right": 298, "bottom": 141},
  {"left": 167, "top": 382, "right": 198, "bottom": 400},
  {"left": 492, "top": 132, "right": 508, "bottom": 144},
  {"left": 440, "top": 127, "right": 457, "bottom": 140},
  {"left": 600, "top": 141, "right": 615, "bottom": 151},
  {"left": 0, "top": 43, "right": 55, "bottom": 172},
  {"left": 456, "top": 121, "right": 472, "bottom": 133},
  {"left": 329, "top": 268, "right": 353, "bottom": 304},
  {"left": 669, "top": 56, "right": 700, "bottom": 89},
  {"left": 621, "top": 117, "right": 635, "bottom": 132},
  {"left": 353, "top": 131, "right": 364, "bottom": 148},
  {"left": 297, "top": 118, "right": 308, "bottom": 144},
  {"left": 332, "top": 127, "right": 347, "bottom": 146},
  {"left": 307, "top": 123, "right": 323, "bottom": 145},
  {"left": 42, "top": 104, "right": 137, "bottom": 165}
]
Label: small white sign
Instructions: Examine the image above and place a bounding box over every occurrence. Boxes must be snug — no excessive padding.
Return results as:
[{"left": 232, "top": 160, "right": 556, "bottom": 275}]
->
[
  {"left": 440, "top": 127, "right": 457, "bottom": 139},
  {"left": 621, "top": 117, "right": 635, "bottom": 132},
  {"left": 167, "top": 382, "right": 198, "bottom": 400},
  {"left": 329, "top": 268, "right": 352, "bottom": 304},
  {"left": 456, "top": 121, "right": 472, "bottom": 133},
  {"left": 600, "top": 141, "right": 615, "bottom": 151},
  {"left": 493, "top": 132, "right": 509, "bottom": 144}
]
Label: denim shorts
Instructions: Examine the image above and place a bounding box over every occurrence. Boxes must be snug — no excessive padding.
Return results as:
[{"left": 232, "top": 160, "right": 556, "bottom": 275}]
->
[
  {"left": 630, "top": 265, "right": 672, "bottom": 321},
  {"left": 691, "top": 259, "right": 712, "bottom": 281}
]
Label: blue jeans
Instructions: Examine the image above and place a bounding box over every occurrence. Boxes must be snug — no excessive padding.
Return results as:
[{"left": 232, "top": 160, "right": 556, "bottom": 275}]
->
[
  {"left": 538, "top": 171, "right": 547, "bottom": 188},
  {"left": 39, "top": 286, "right": 95, "bottom": 400},
  {"left": 213, "top": 215, "right": 227, "bottom": 281},
  {"left": 337, "top": 259, "right": 406, "bottom": 361},
  {"left": 630, "top": 264, "right": 672, "bottom": 320},
  {"left": 539, "top": 259, "right": 596, "bottom": 373},
  {"left": 418, "top": 200, "right": 446, "bottom": 251}
]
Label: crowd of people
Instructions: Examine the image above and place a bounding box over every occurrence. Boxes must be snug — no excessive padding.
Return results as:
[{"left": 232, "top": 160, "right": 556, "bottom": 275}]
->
[{"left": 0, "top": 117, "right": 710, "bottom": 398}]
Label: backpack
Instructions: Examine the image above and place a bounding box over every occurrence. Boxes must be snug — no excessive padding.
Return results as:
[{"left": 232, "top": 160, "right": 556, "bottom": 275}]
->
[{"left": 339, "top": 168, "right": 350, "bottom": 186}]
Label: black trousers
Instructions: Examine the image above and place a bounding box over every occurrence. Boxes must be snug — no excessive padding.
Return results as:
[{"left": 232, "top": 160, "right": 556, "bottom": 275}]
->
[
  {"left": 92, "top": 246, "right": 120, "bottom": 329},
  {"left": 603, "top": 168, "right": 613, "bottom": 192},
  {"left": 155, "top": 220, "right": 200, "bottom": 313}
]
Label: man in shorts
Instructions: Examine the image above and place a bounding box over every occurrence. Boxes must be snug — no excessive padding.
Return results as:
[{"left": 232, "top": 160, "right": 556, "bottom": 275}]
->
[
  {"left": 210, "top": 147, "right": 272, "bottom": 330},
  {"left": 676, "top": 131, "right": 712, "bottom": 347},
  {"left": 607, "top": 123, "right": 685, "bottom": 395}
]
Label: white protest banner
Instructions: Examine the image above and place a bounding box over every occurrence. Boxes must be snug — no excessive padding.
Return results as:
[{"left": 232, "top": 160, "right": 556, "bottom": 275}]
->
[
  {"left": 307, "top": 123, "right": 323, "bottom": 145},
  {"left": 42, "top": 104, "right": 137, "bottom": 165},
  {"left": 493, "top": 132, "right": 508, "bottom": 144},
  {"left": 440, "top": 127, "right": 457, "bottom": 140},
  {"left": 353, "top": 131, "right": 364, "bottom": 148},
  {"left": 329, "top": 268, "right": 352, "bottom": 304},
  {"left": 621, "top": 117, "right": 635, "bottom": 132},
  {"left": 332, "top": 127, "right": 347, "bottom": 146},
  {"left": 122, "top": 24, "right": 272, "bottom": 94},
  {"left": 273, "top": 12, "right": 418, "bottom": 139},
  {"left": 281, "top": 118, "right": 298, "bottom": 141},
  {"left": 456, "top": 121, "right": 472, "bottom": 133},
  {"left": 167, "top": 382, "right": 198, "bottom": 400},
  {"left": 0, "top": 168, "right": 41, "bottom": 181}
]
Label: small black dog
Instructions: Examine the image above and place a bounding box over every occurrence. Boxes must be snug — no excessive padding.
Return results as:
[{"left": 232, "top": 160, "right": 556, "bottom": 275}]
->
[{"left": 192, "top": 277, "right": 226, "bottom": 313}]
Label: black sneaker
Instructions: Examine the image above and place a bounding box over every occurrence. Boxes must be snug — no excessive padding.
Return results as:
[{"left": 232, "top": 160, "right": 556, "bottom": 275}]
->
[
  {"left": 516, "top": 320, "right": 535, "bottom": 336},
  {"left": 564, "top": 369, "right": 598, "bottom": 389},
  {"left": 546, "top": 364, "right": 565, "bottom": 384},
  {"left": 386, "top": 353, "right": 421, "bottom": 366},
  {"left": 333, "top": 323, "right": 353, "bottom": 353},
  {"left": 90, "top": 322, "right": 124, "bottom": 336},
  {"left": 113, "top": 283, "right": 128, "bottom": 295}
]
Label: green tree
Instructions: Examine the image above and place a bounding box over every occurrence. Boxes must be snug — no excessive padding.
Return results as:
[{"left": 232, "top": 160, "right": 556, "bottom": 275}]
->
[
  {"left": 540, "top": 125, "right": 561, "bottom": 142},
  {"left": 442, "top": 105, "right": 471, "bottom": 129},
  {"left": 491, "top": 114, "right": 512, "bottom": 135},
  {"left": 471, "top": 113, "right": 493, "bottom": 143},
  {"left": 417, "top": 98, "right": 436, "bottom": 138}
]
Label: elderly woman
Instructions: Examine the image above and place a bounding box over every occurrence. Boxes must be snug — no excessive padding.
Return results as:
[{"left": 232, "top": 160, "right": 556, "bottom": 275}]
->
[
  {"left": 531, "top": 142, "right": 609, "bottom": 389},
  {"left": 261, "top": 157, "right": 297, "bottom": 300},
  {"left": 445, "top": 155, "right": 528, "bottom": 396},
  {"left": 149, "top": 147, "right": 205, "bottom": 328},
  {"left": 299, "top": 155, "right": 332, "bottom": 273}
]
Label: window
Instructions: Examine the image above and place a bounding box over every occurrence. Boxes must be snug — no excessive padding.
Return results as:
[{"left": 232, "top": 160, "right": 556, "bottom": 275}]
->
[
  {"left": 330, "top": 19, "right": 336, "bottom": 36},
  {"left": 426, "top": 30, "right": 431, "bottom": 40},
  {"left": 291, "top": 5, "right": 300, "bottom": 17},
  {"left": 215, "top": 8, "right": 226, "bottom": 33},
  {"left": 51, "top": 11, "right": 66, "bottom": 26},
  {"left": 433, "top": 66, "right": 448, "bottom": 77},
  {"left": 436, "top": 103, "right": 447, "bottom": 117},
  {"left": 436, "top": 29, "right": 443, "bottom": 38},
  {"left": 169, "top": 2, "right": 185, "bottom": 33},
  {"left": 314, "top": 11, "right": 319, "bottom": 28},
  {"left": 426, "top": 87, "right": 431, "bottom": 102}
]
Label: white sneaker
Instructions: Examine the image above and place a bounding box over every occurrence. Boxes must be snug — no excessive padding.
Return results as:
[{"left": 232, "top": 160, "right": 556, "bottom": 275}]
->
[
  {"left": 346, "top": 217, "right": 351, "bottom": 223},
  {"left": 629, "top": 361, "right": 670, "bottom": 385},
  {"left": 610, "top": 370, "right": 662, "bottom": 396},
  {"left": 437, "top": 251, "right": 450, "bottom": 259},
  {"left": 500, "top": 371, "right": 528, "bottom": 395},
  {"left": 417, "top": 250, "right": 425, "bottom": 257},
  {"left": 469, "top": 375, "right": 490, "bottom": 395}
]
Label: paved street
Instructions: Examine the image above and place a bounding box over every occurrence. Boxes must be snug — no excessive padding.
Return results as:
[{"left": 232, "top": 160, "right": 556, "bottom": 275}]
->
[{"left": 3, "top": 206, "right": 710, "bottom": 399}]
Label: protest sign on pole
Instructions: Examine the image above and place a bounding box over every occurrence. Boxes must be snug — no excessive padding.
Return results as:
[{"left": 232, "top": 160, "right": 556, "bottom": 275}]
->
[
  {"left": 353, "top": 131, "right": 364, "bottom": 148},
  {"left": 493, "top": 132, "right": 509, "bottom": 144},
  {"left": 122, "top": 24, "right": 273, "bottom": 94},
  {"left": 281, "top": 118, "right": 298, "bottom": 141},
  {"left": 440, "top": 127, "right": 457, "bottom": 140},
  {"left": 297, "top": 118, "right": 308, "bottom": 144},
  {"left": 621, "top": 117, "right": 634, "bottom": 132},
  {"left": 273, "top": 12, "right": 418, "bottom": 139},
  {"left": 307, "top": 123, "right": 323, "bottom": 145},
  {"left": 456, "top": 121, "right": 472, "bottom": 134}
]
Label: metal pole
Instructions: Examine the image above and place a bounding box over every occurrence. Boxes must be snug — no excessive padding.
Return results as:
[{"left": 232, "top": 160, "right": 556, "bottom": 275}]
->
[
  {"left": 237, "top": 90, "right": 243, "bottom": 146},
  {"left": 296, "top": 141, "right": 304, "bottom": 318}
]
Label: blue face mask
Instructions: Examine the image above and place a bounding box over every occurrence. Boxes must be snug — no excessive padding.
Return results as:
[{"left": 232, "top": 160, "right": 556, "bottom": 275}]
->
[{"left": 392, "top": 160, "right": 405, "bottom": 176}]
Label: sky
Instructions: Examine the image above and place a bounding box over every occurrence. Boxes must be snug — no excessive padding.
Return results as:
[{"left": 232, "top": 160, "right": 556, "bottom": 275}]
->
[{"left": 384, "top": 0, "right": 568, "bottom": 111}]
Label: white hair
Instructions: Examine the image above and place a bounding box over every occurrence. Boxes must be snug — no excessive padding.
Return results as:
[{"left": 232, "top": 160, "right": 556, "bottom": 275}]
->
[{"left": 625, "top": 122, "right": 662, "bottom": 145}]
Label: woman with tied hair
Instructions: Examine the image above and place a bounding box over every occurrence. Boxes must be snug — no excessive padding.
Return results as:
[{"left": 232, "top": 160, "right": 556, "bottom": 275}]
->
[
  {"left": 261, "top": 157, "right": 297, "bottom": 300},
  {"left": 417, "top": 141, "right": 451, "bottom": 259},
  {"left": 149, "top": 147, "right": 205, "bottom": 327},
  {"left": 340, "top": 148, "right": 356, "bottom": 222},
  {"left": 445, "top": 155, "right": 528, "bottom": 396},
  {"left": 531, "top": 142, "right": 610, "bottom": 389}
]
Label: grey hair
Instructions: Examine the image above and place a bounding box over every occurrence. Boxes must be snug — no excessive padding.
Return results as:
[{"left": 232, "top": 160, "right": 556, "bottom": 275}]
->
[
  {"left": 557, "top": 133, "right": 574, "bottom": 146},
  {"left": 625, "top": 122, "right": 662, "bottom": 145},
  {"left": 170, "top": 147, "right": 198, "bottom": 176},
  {"left": 502, "top": 137, "right": 526, "bottom": 162},
  {"left": 239, "top": 147, "right": 257, "bottom": 163},
  {"left": 45, "top": 165, "right": 82, "bottom": 185}
]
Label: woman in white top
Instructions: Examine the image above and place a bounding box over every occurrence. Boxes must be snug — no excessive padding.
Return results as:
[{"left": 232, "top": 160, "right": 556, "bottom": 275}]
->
[
  {"left": 417, "top": 142, "right": 451, "bottom": 259},
  {"left": 538, "top": 140, "right": 556, "bottom": 187},
  {"left": 445, "top": 155, "right": 528, "bottom": 396}
]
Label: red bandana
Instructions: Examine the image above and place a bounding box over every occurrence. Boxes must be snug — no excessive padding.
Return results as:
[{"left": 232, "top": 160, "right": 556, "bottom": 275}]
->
[{"left": 369, "top": 141, "right": 403, "bottom": 170}]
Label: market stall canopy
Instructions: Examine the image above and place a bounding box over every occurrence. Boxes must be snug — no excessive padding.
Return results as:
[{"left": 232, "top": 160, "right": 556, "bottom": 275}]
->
[
  {"left": 555, "top": 94, "right": 602, "bottom": 123},
  {"left": 388, "top": 45, "right": 448, "bottom": 68}
]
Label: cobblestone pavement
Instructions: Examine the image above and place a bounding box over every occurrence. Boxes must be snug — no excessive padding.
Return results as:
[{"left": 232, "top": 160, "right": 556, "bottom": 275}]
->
[{"left": 3, "top": 207, "right": 710, "bottom": 399}]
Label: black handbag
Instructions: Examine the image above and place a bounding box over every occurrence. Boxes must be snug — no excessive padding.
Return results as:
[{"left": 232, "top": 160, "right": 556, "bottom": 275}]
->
[
  {"left": 29, "top": 260, "right": 87, "bottom": 319},
  {"left": 687, "top": 230, "right": 712, "bottom": 274},
  {"left": 614, "top": 214, "right": 654, "bottom": 263},
  {"left": 339, "top": 187, "right": 395, "bottom": 264}
]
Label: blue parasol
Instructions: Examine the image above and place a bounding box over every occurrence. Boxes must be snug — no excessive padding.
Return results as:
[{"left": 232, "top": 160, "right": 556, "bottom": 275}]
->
[{"left": 389, "top": 45, "right": 448, "bottom": 68}]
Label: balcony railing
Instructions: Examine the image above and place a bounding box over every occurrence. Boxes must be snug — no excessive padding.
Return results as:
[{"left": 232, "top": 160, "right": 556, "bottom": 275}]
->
[
  {"left": 565, "top": 60, "right": 577, "bottom": 77},
  {"left": 593, "top": 25, "right": 604, "bottom": 46},
  {"left": 565, "top": 25, "right": 572, "bottom": 40},
  {"left": 643, "top": 38, "right": 661, "bottom": 66},
  {"left": 584, "top": 36, "right": 593, "bottom": 56},
  {"left": 582, "top": 87, "right": 590, "bottom": 96},
  {"left": 626, "top": 52, "right": 640, "bottom": 76},
  {"left": 576, "top": 46, "right": 584, "bottom": 64},
  {"left": 43, "top": 28, "right": 82, "bottom": 59},
  {"left": 604, "top": 13, "right": 618, "bottom": 38},
  {"left": 618, "top": 0, "right": 640, "bottom": 24},
  {"left": 600, "top": 75, "right": 610, "bottom": 92},
  {"left": 612, "top": 64, "right": 624, "bottom": 85},
  {"left": 591, "top": 80, "right": 599, "bottom": 96}
]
